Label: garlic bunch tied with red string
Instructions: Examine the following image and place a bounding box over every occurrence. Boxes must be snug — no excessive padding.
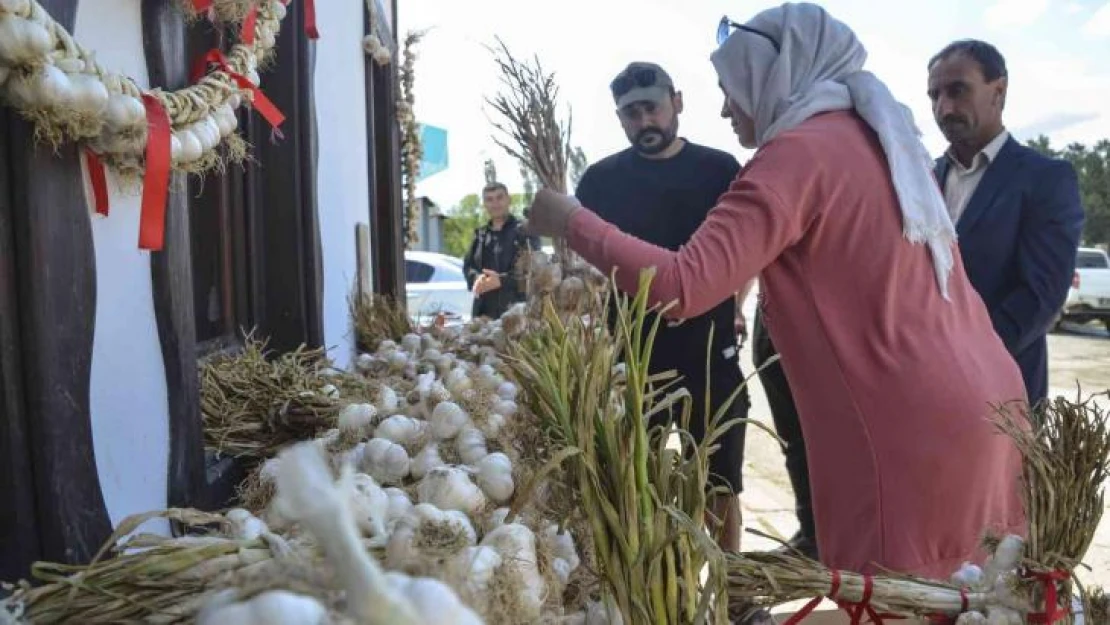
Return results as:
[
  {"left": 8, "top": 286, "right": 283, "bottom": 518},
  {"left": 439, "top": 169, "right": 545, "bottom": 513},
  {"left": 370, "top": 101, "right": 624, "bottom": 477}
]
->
[{"left": 0, "top": 0, "right": 291, "bottom": 174}]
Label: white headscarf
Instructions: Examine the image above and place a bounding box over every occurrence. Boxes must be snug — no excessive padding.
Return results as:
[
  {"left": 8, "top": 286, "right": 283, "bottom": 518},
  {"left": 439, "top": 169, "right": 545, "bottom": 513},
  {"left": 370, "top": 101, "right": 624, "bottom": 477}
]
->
[{"left": 710, "top": 3, "right": 957, "bottom": 300}]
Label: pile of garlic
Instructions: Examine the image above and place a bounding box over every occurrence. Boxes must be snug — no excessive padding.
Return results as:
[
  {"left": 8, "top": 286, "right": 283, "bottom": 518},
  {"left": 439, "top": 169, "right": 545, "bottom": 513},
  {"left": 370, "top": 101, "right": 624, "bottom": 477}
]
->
[
  {"left": 0, "top": 0, "right": 287, "bottom": 171},
  {"left": 241, "top": 331, "right": 598, "bottom": 624}
]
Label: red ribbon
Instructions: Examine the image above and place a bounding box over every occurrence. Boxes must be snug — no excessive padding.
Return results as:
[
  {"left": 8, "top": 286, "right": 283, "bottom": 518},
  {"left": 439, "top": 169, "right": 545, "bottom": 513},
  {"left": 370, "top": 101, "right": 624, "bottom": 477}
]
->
[
  {"left": 303, "top": 0, "right": 319, "bottom": 39},
  {"left": 241, "top": 4, "right": 259, "bottom": 44},
  {"left": 1025, "top": 569, "right": 1070, "bottom": 624},
  {"left": 83, "top": 149, "right": 110, "bottom": 216},
  {"left": 784, "top": 572, "right": 902, "bottom": 625},
  {"left": 927, "top": 588, "right": 969, "bottom": 624},
  {"left": 191, "top": 0, "right": 213, "bottom": 11},
  {"left": 139, "top": 95, "right": 171, "bottom": 251},
  {"left": 190, "top": 49, "right": 285, "bottom": 130}
]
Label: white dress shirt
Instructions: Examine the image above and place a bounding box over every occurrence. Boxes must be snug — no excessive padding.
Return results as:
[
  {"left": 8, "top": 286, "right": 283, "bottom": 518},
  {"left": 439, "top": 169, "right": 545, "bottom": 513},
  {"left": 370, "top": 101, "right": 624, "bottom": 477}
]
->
[{"left": 943, "top": 129, "right": 1011, "bottom": 224}]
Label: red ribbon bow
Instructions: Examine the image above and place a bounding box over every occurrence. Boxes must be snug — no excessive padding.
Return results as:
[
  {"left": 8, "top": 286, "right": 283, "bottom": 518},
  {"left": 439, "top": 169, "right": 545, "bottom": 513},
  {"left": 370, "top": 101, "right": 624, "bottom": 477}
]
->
[
  {"left": 1025, "top": 569, "right": 1070, "bottom": 624},
  {"left": 241, "top": 3, "right": 259, "bottom": 45},
  {"left": 784, "top": 572, "right": 903, "bottom": 625},
  {"left": 139, "top": 94, "right": 172, "bottom": 251},
  {"left": 83, "top": 149, "right": 110, "bottom": 216},
  {"left": 190, "top": 49, "right": 285, "bottom": 130}
]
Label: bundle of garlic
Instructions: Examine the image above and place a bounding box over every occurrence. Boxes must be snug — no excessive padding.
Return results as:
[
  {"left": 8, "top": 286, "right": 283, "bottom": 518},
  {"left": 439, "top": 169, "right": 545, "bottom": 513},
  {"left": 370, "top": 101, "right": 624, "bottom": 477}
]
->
[{"left": 0, "top": 0, "right": 289, "bottom": 176}]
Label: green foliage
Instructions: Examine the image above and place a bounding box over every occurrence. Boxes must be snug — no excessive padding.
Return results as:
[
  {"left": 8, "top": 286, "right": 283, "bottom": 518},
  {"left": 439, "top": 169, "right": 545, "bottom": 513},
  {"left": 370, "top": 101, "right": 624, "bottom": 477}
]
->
[
  {"left": 440, "top": 192, "right": 532, "bottom": 258},
  {"left": 1027, "top": 135, "right": 1110, "bottom": 247}
]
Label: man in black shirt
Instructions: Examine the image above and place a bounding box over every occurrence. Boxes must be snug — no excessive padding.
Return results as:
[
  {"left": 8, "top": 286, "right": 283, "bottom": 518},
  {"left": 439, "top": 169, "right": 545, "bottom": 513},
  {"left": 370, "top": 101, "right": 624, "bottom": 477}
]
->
[
  {"left": 575, "top": 61, "right": 752, "bottom": 554},
  {"left": 462, "top": 182, "right": 539, "bottom": 319}
]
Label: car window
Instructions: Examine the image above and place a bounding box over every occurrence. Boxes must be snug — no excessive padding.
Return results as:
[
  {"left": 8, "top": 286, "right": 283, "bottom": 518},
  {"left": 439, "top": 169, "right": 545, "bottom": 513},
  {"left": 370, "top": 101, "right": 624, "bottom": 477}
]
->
[
  {"left": 431, "top": 262, "right": 465, "bottom": 283},
  {"left": 1077, "top": 250, "right": 1109, "bottom": 269},
  {"left": 405, "top": 260, "right": 435, "bottom": 283}
]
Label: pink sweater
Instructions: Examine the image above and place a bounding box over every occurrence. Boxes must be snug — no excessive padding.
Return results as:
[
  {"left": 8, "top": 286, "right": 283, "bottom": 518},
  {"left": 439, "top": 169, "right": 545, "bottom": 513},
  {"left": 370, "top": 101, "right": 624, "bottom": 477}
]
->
[{"left": 567, "top": 111, "right": 1028, "bottom": 578}]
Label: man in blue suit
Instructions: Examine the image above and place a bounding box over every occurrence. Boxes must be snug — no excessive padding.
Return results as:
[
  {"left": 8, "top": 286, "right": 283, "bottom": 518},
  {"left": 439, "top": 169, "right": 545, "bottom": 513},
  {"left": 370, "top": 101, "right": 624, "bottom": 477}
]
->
[{"left": 928, "top": 40, "right": 1084, "bottom": 406}]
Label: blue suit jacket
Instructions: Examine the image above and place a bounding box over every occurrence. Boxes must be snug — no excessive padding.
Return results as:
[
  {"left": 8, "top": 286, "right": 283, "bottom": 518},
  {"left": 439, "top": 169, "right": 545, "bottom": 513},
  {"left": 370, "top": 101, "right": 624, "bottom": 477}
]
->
[{"left": 935, "top": 137, "right": 1084, "bottom": 405}]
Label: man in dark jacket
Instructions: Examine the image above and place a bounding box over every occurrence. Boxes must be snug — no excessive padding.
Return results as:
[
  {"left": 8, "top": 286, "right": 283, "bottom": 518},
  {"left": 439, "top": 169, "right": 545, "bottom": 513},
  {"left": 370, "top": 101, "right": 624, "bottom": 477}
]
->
[
  {"left": 928, "top": 40, "right": 1084, "bottom": 406},
  {"left": 462, "top": 182, "right": 540, "bottom": 319}
]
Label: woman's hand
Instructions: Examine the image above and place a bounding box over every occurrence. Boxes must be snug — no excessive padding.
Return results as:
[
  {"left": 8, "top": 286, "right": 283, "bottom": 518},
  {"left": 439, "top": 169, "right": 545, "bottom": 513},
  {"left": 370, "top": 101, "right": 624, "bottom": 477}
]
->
[{"left": 522, "top": 189, "right": 582, "bottom": 238}]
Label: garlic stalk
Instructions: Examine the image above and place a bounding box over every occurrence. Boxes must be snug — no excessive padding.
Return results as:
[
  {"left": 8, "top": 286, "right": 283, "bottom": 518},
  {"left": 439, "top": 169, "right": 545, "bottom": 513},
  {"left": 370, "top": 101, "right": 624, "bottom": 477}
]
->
[{"left": 272, "top": 442, "right": 422, "bottom": 624}]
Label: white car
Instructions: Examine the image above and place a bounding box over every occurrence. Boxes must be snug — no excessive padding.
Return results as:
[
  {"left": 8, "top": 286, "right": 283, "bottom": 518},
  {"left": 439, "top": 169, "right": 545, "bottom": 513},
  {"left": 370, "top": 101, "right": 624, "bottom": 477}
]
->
[
  {"left": 1060, "top": 247, "right": 1110, "bottom": 331},
  {"left": 404, "top": 251, "right": 474, "bottom": 326}
]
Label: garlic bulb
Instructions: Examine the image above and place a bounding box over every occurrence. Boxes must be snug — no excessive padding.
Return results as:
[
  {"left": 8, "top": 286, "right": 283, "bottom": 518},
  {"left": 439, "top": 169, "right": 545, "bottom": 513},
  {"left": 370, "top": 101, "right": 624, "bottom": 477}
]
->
[
  {"left": 376, "top": 385, "right": 400, "bottom": 413},
  {"left": 493, "top": 399, "right": 518, "bottom": 418},
  {"left": 446, "top": 545, "right": 502, "bottom": 603},
  {"left": 196, "top": 589, "right": 328, "bottom": 625},
  {"left": 214, "top": 104, "right": 237, "bottom": 136},
  {"left": 541, "top": 523, "right": 581, "bottom": 585},
  {"left": 985, "top": 607, "right": 1022, "bottom": 625},
  {"left": 349, "top": 474, "right": 390, "bottom": 543},
  {"left": 361, "top": 438, "right": 411, "bottom": 485},
  {"left": 422, "top": 348, "right": 443, "bottom": 363},
  {"left": 356, "top": 353, "right": 374, "bottom": 371},
  {"left": 225, "top": 508, "right": 268, "bottom": 541},
  {"left": 417, "top": 466, "right": 486, "bottom": 515},
  {"left": 271, "top": 0, "right": 287, "bottom": 20},
  {"left": 387, "top": 350, "right": 410, "bottom": 371},
  {"left": 476, "top": 452, "right": 514, "bottom": 503},
  {"left": 496, "top": 381, "right": 519, "bottom": 401},
  {"left": 169, "top": 135, "right": 183, "bottom": 162},
  {"left": 956, "top": 613, "right": 988, "bottom": 625},
  {"left": 338, "top": 403, "right": 378, "bottom": 440},
  {"left": 410, "top": 443, "right": 445, "bottom": 479},
  {"left": 445, "top": 367, "right": 472, "bottom": 395},
  {"left": 384, "top": 487, "right": 413, "bottom": 526},
  {"left": 485, "top": 507, "right": 510, "bottom": 533},
  {"left": 401, "top": 333, "right": 422, "bottom": 354},
  {"left": 475, "top": 364, "right": 501, "bottom": 390},
  {"left": 0, "top": 0, "right": 32, "bottom": 16},
  {"left": 387, "top": 504, "right": 478, "bottom": 572},
  {"left": 456, "top": 426, "right": 488, "bottom": 465},
  {"left": 375, "top": 415, "right": 426, "bottom": 445},
  {"left": 481, "top": 412, "right": 506, "bottom": 438},
  {"left": 950, "top": 561, "right": 983, "bottom": 589},
  {"left": 384, "top": 572, "right": 484, "bottom": 625},
  {"left": 429, "top": 402, "right": 469, "bottom": 440},
  {"left": 0, "top": 15, "right": 52, "bottom": 66},
  {"left": 67, "top": 74, "right": 109, "bottom": 116},
  {"left": 28, "top": 64, "right": 73, "bottom": 109},
  {"left": 481, "top": 523, "right": 546, "bottom": 618},
  {"left": 174, "top": 129, "right": 202, "bottom": 163}
]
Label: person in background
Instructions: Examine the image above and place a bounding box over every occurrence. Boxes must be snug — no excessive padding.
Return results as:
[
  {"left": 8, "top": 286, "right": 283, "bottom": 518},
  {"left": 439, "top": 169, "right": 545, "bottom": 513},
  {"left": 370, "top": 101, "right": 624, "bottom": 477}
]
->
[
  {"left": 574, "top": 61, "right": 753, "bottom": 558},
  {"left": 524, "top": 3, "right": 1029, "bottom": 587},
  {"left": 462, "top": 182, "right": 539, "bottom": 319},
  {"left": 928, "top": 40, "right": 1084, "bottom": 407}
]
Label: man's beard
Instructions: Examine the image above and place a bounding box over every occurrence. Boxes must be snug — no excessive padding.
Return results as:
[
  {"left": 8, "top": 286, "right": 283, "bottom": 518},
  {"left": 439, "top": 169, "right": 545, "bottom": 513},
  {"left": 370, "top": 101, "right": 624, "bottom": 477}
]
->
[{"left": 635, "top": 122, "right": 678, "bottom": 155}]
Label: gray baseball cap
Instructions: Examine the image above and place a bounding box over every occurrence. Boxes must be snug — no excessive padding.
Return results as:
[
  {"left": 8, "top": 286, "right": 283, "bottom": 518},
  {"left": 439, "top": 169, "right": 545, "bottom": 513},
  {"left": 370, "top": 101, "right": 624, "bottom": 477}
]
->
[{"left": 610, "top": 62, "right": 674, "bottom": 109}]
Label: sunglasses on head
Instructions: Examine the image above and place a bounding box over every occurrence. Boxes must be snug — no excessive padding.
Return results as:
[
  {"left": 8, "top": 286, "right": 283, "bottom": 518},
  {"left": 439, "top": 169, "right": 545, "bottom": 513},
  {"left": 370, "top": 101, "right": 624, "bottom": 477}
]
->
[
  {"left": 610, "top": 68, "right": 659, "bottom": 99},
  {"left": 716, "top": 15, "right": 780, "bottom": 52}
]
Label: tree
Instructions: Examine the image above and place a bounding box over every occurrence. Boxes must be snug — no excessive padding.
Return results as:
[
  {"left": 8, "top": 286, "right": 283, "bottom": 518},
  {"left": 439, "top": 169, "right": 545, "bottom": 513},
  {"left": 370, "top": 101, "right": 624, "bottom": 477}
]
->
[{"left": 1027, "top": 135, "right": 1110, "bottom": 248}]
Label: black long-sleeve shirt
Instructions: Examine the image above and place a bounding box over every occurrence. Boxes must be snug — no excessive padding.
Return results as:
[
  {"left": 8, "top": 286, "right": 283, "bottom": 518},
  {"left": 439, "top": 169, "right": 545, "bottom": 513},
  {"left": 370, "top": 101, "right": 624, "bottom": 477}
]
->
[{"left": 462, "top": 215, "right": 539, "bottom": 319}]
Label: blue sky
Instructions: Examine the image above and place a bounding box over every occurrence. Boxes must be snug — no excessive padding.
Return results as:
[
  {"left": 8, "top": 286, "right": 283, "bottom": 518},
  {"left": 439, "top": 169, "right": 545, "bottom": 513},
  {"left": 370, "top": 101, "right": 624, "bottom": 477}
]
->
[{"left": 399, "top": 0, "right": 1110, "bottom": 210}]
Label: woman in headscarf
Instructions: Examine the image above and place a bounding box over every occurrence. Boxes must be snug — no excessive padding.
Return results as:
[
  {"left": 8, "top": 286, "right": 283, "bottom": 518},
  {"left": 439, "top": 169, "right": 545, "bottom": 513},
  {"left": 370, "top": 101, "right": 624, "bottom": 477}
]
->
[{"left": 526, "top": 3, "right": 1028, "bottom": 581}]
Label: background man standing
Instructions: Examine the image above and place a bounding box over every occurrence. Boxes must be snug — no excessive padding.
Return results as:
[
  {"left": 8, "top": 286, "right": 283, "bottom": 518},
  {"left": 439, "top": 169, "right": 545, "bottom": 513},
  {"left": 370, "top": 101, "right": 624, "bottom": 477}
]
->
[
  {"left": 574, "top": 61, "right": 752, "bottom": 555},
  {"left": 462, "top": 182, "right": 539, "bottom": 319},
  {"left": 928, "top": 39, "right": 1084, "bottom": 407}
]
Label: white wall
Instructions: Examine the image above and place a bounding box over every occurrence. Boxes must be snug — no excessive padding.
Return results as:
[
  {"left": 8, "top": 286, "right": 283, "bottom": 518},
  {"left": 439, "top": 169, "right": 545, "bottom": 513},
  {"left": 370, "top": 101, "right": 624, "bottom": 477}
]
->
[
  {"left": 76, "top": 0, "right": 170, "bottom": 535},
  {"left": 313, "top": 0, "right": 373, "bottom": 369}
]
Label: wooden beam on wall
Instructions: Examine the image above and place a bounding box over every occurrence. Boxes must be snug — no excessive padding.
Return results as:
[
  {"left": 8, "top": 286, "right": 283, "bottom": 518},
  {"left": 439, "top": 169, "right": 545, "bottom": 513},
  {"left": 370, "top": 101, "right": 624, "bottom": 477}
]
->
[
  {"left": 141, "top": 0, "right": 205, "bottom": 517},
  {"left": 0, "top": 109, "right": 41, "bottom": 581},
  {"left": 3, "top": 0, "right": 113, "bottom": 569}
]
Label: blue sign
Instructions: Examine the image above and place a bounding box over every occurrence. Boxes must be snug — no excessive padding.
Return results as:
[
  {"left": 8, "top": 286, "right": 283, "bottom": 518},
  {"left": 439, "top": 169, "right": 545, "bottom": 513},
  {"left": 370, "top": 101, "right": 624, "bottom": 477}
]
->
[{"left": 418, "top": 124, "right": 448, "bottom": 181}]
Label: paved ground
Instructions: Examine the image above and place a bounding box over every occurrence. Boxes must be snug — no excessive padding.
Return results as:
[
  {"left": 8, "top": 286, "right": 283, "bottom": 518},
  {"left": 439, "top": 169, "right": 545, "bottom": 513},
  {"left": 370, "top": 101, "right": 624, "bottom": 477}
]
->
[{"left": 729, "top": 294, "right": 1110, "bottom": 618}]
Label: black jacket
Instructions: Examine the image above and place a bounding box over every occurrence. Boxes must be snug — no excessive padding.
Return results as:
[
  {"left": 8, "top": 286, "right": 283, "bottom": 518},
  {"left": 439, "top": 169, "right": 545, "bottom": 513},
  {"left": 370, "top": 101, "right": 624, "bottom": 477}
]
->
[{"left": 462, "top": 215, "right": 540, "bottom": 318}]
